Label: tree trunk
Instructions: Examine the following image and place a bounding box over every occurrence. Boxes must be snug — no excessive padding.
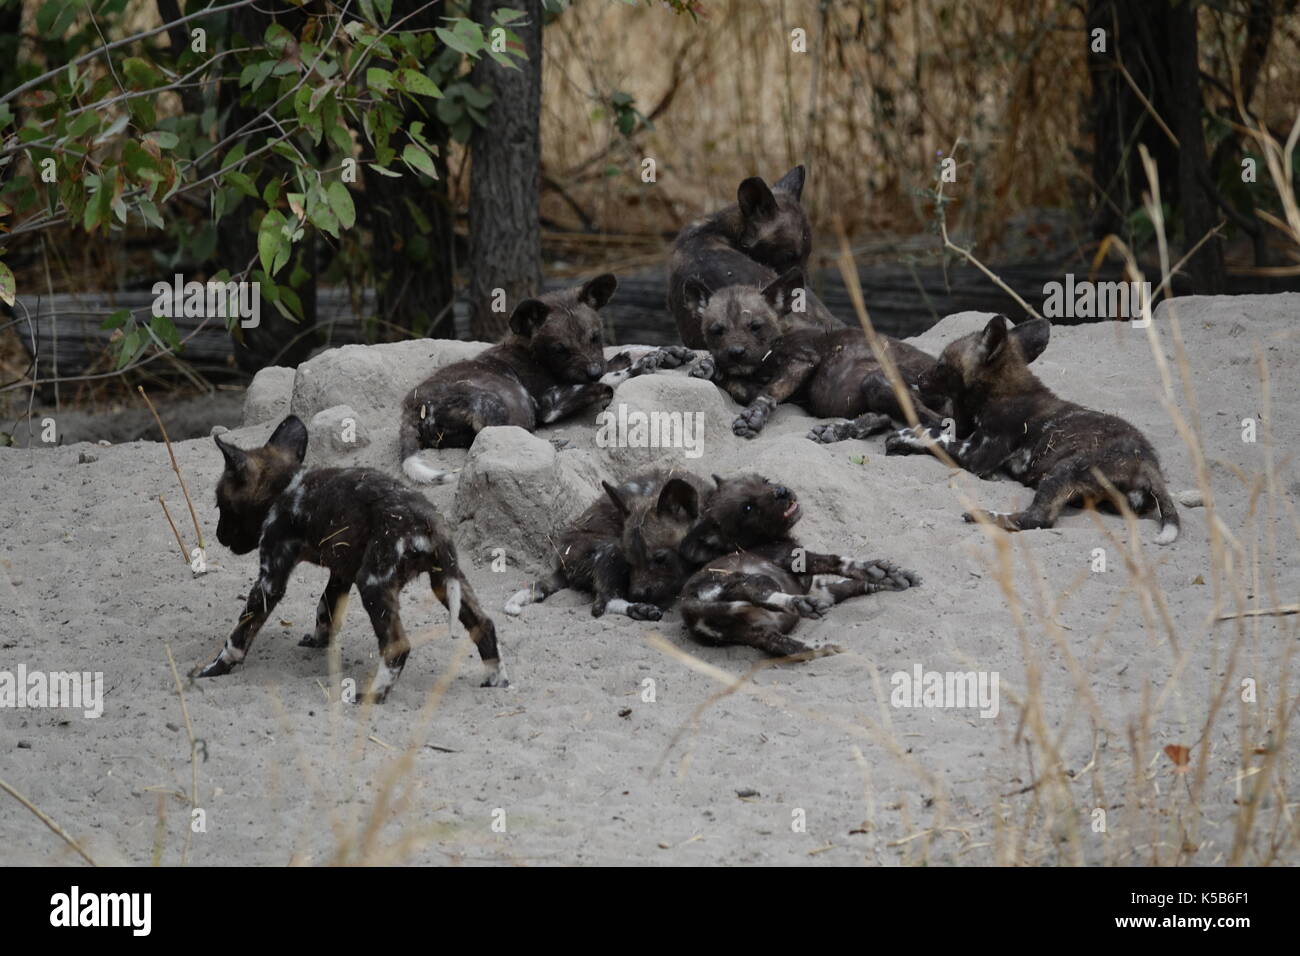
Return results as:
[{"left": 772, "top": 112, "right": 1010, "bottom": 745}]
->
[{"left": 467, "top": 0, "right": 543, "bottom": 341}]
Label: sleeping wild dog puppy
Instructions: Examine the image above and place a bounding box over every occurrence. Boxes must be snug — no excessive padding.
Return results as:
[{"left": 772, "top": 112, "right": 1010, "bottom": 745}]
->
[
  {"left": 668, "top": 165, "right": 837, "bottom": 349},
  {"left": 399, "top": 274, "right": 687, "bottom": 483},
  {"left": 677, "top": 474, "right": 921, "bottom": 657},
  {"left": 886, "top": 315, "right": 1180, "bottom": 544},
  {"left": 504, "top": 470, "right": 709, "bottom": 621},
  {"left": 194, "top": 416, "right": 507, "bottom": 702},
  {"left": 681, "top": 267, "right": 946, "bottom": 441}
]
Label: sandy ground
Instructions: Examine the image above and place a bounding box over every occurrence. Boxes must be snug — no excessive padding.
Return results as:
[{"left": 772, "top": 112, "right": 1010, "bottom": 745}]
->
[{"left": 1, "top": 294, "right": 1297, "bottom": 866}]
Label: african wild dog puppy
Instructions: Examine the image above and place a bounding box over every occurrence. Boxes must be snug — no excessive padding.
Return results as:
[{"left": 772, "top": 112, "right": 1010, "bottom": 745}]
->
[
  {"left": 668, "top": 165, "right": 837, "bottom": 349},
  {"left": 677, "top": 474, "right": 921, "bottom": 657},
  {"left": 504, "top": 470, "right": 710, "bottom": 621},
  {"left": 680, "top": 267, "right": 945, "bottom": 441},
  {"left": 194, "top": 415, "right": 506, "bottom": 702},
  {"left": 398, "top": 275, "right": 690, "bottom": 483},
  {"left": 885, "top": 315, "right": 1180, "bottom": 544}
]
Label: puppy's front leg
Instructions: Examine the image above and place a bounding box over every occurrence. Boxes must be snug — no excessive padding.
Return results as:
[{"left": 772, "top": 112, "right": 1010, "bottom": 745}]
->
[
  {"left": 194, "top": 536, "right": 301, "bottom": 678},
  {"left": 538, "top": 382, "right": 613, "bottom": 424},
  {"left": 301, "top": 571, "right": 353, "bottom": 648},
  {"left": 732, "top": 360, "right": 816, "bottom": 439}
]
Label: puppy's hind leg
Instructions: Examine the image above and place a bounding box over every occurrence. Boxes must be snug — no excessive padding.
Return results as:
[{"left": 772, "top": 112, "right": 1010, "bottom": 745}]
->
[
  {"left": 356, "top": 579, "right": 410, "bottom": 703},
  {"left": 966, "top": 459, "right": 1083, "bottom": 531},
  {"left": 434, "top": 573, "right": 508, "bottom": 687}
]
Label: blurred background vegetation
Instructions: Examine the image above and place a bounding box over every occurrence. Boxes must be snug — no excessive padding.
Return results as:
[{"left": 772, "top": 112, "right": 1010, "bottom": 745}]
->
[{"left": 1, "top": 0, "right": 1298, "bottom": 434}]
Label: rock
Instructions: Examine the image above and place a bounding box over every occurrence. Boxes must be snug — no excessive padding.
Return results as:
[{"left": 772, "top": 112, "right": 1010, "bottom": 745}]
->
[
  {"left": 288, "top": 339, "right": 488, "bottom": 434},
  {"left": 307, "top": 405, "right": 370, "bottom": 463},
  {"left": 77, "top": 451, "right": 97, "bottom": 464},
  {"left": 905, "top": 310, "right": 997, "bottom": 355},
  {"left": 241, "top": 365, "right": 295, "bottom": 426},
  {"left": 1178, "top": 489, "right": 1204, "bottom": 508},
  {"left": 589, "top": 371, "right": 741, "bottom": 475},
  {"left": 452, "top": 426, "right": 599, "bottom": 572}
]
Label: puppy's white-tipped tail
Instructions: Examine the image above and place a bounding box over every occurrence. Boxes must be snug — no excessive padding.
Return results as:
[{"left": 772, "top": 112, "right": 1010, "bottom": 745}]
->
[
  {"left": 446, "top": 577, "right": 461, "bottom": 639},
  {"left": 503, "top": 587, "right": 533, "bottom": 617},
  {"left": 402, "top": 453, "right": 453, "bottom": 485},
  {"left": 1155, "top": 520, "right": 1180, "bottom": 546}
]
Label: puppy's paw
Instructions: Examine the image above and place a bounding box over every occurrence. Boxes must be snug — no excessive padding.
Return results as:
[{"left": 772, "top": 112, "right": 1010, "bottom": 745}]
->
[
  {"left": 808, "top": 420, "right": 851, "bottom": 444},
  {"left": 884, "top": 424, "right": 936, "bottom": 455},
  {"left": 480, "top": 665, "right": 509, "bottom": 688},
  {"left": 792, "top": 593, "right": 833, "bottom": 618},
  {"left": 732, "top": 400, "right": 772, "bottom": 439},
  {"left": 191, "top": 655, "right": 235, "bottom": 679},
  {"left": 627, "top": 603, "right": 663, "bottom": 622},
  {"left": 299, "top": 633, "right": 328, "bottom": 648},
  {"left": 689, "top": 356, "right": 716, "bottom": 380}
]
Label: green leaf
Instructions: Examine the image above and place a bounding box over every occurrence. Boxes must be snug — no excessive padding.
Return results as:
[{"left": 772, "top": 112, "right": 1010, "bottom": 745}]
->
[
  {"left": 326, "top": 181, "right": 355, "bottom": 230},
  {"left": 66, "top": 112, "right": 99, "bottom": 138},
  {"left": 100, "top": 308, "right": 130, "bottom": 331},
  {"left": 366, "top": 67, "right": 394, "bottom": 93},
  {"left": 401, "top": 144, "right": 438, "bottom": 179},
  {"left": 137, "top": 198, "right": 164, "bottom": 229},
  {"left": 493, "top": 7, "right": 527, "bottom": 24},
  {"left": 399, "top": 69, "right": 442, "bottom": 98},
  {"left": 224, "top": 169, "right": 260, "bottom": 199},
  {"left": 147, "top": 130, "right": 179, "bottom": 150},
  {"left": 0, "top": 260, "right": 14, "bottom": 307},
  {"left": 240, "top": 60, "right": 275, "bottom": 92},
  {"left": 258, "top": 212, "right": 292, "bottom": 276}
]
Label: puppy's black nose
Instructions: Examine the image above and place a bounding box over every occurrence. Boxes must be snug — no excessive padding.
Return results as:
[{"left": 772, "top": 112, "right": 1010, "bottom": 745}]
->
[
  {"left": 586, "top": 363, "right": 604, "bottom": 381},
  {"left": 773, "top": 485, "right": 791, "bottom": 500},
  {"left": 725, "top": 345, "right": 746, "bottom": 360}
]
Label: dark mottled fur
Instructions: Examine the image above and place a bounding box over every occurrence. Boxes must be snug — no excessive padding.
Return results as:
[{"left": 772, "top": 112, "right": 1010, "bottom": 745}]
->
[
  {"left": 677, "top": 475, "right": 920, "bottom": 657},
  {"left": 398, "top": 275, "right": 619, "bottom": 482},
  {"left": 683, "top": 267, "right": 944, "bottom": 441},
  {"left": 667, "top": 166, "right": 837, "bottom": 348},
  {"left": 504, "top": 470, "right": 709, "bottom": 620},
  {"left": 194, "top": 416, "right": 506, "bottom": 702},
  {"left": 885, "top": 315, "right": 1180, "bottom": 543}
]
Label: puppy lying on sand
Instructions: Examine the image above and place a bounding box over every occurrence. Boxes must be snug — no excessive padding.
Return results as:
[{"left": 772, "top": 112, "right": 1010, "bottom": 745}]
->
[
  {"left": 886, "top": 316, "right": 1180, "bottom": 544},
  {"left": 677, "top": 474, "right": 921, "bottom": 657}
]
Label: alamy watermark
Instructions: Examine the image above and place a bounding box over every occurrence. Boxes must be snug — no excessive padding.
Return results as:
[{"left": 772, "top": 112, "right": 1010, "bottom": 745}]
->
[
  {"left": 1042, "top": 274, "right": 1152, "bottom": 326},
  {"left": 595, "top": 402, "right": 704, "bottom": 459},
  {"left": 152, "top": 273, "right": 260, "bottom": 328},
  {"left": 0, "top": 665, "right": 103, "bottom": 718},
  {"left": 890, "top": 663, "right": 999, "bottom": 718}
]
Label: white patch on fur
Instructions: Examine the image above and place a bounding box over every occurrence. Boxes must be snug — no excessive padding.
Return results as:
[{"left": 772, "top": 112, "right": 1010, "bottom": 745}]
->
[
  {"left": 368, "top": 659, "right": 399, "bottom": 698},
  {"left": 402, "top": 453, "right": 453, "bottom": 484},
  {"left": 599, "top": 368, "right": 632, "bottom": 388},
  {"left": 504, "top": 587, "right": 533, "bottom": 616},
  {"left": 409, "top": 534, "right": 432, "bottom": 552},
  {"left": 768, "top": 592, "right": 798, "bottom": 608},
  {"left": 694, "top": 623, "right": 724, "bottom": 639},
  {"left": 698, "top": 584, "right": 723, "bottom": 601},
  {"left": 604, "top": 598, "right": 632, "bottom": 616},
  {"left": 446, "top": 577, "right": 461, "bottom": 639},
  {"left": 393, "top": 539, "right": 407, "bottom": 558},
  {"left": 1155, "top": 522, "right": 1179, "bottom": 545},
  {"left": 219, "top": 639, "right": 245, "bottom": 664}
]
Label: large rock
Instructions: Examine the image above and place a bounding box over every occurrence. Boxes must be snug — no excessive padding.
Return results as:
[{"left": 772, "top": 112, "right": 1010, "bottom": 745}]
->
[
  {"left": 241, "top": 365, "right": 295, "bottom": 426},
  {"left": 307, "top": 404, "right": 370, "bottom": 463},
  {"left": 452, "top": 426, "right": 604, "bottom": 573}
]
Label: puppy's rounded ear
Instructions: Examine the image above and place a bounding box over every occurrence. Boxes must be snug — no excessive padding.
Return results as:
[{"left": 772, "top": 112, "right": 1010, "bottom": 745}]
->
[
  {"left": 657, "top": 478, "right": 700, "bottom": 520},
  {"left": 683, "top": 277, "right": 712, "bottom": 314},
  {"left": 214, "top": 433, "right": 248, "bottom": 475},
  {"left": 977, "top": 315, "right": 1010, "bottom": 364},
  {"left": 509, "top": 299, "right": 550, "bottom": 337},
  {"left": 1010, "top": 317, "right": 1051, "bottom": 363},
  {"left": 772, "top": 165, "right": 806, "bottom": 200},
  {"left": 737, "top": 177, "right": 778, "bottom": 223},
  {"left": 267, "top": 415, "right": 308, "bottom": 463},
  {"left": 579, "top": 273, "right": 618, "bottom": 311},
  {"left": 762, "top": 267, "right": 805, "bottom": 314},
  {"left": 679, "top": 520, "right": 722, "bottom": 565},
  {"left": 602, "top": 480, "right": 630, "bottom": 517}
]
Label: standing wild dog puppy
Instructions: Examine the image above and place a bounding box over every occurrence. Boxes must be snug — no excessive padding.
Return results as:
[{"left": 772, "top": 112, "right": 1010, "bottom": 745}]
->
[
  {"left": 681, "top": 267, "right": 945, "bottom": 440},
  {"left": 668, "top": 166, "right": 837, "bottom": 348},
  {"left": 398, "top": 274, "right": 687, "bottom": 483},
  {"left": 194, "top": 416, "right": 507, "bottom": 702},
  {"left": 886, "top": 315, "right": 1180, "bottom": 544},
  {"left": 504, "top": 470, "right": 709, "bottom": 621},
  {"left": 677, "top": 475, "right": 921, "bottom": 657}
]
